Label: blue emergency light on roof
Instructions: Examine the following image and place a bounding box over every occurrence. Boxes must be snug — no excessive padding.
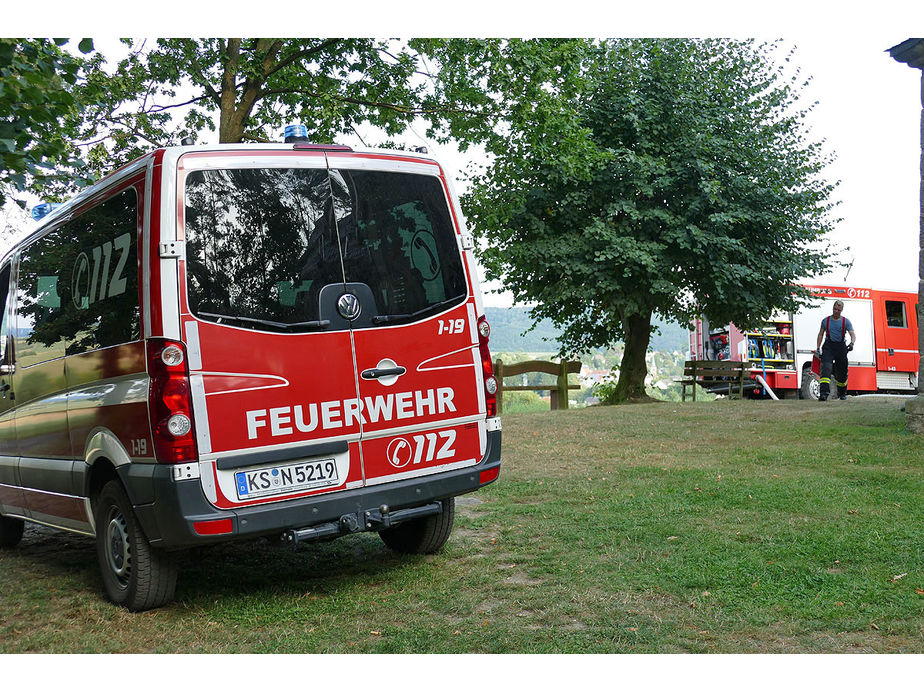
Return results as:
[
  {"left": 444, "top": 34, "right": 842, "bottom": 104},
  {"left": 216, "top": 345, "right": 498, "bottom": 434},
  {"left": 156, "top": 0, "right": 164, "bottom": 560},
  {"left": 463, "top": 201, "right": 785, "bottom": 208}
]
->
[
  {"left": 284, "top": 124, "right": 309, "bottom": 143},
  {"left": 31, "top": 202, "right": 64, "bottom": 221}
]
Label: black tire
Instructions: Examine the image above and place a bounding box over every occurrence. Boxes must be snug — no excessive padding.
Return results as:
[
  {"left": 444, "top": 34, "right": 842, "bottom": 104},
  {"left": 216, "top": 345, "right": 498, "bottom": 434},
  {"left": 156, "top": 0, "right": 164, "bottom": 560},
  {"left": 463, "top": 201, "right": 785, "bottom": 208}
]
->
[
  {"left": 94, "top": 480, "right": 177, "bottom": 611},
  {"left": 379, "top": 498, "right": 455, "bottom": 554},
  {"left": 801, "top": 369, "right": 820, "bottom": 400},
  {"left": 0, "top": 515, "right": 24, "bottom": 548}
]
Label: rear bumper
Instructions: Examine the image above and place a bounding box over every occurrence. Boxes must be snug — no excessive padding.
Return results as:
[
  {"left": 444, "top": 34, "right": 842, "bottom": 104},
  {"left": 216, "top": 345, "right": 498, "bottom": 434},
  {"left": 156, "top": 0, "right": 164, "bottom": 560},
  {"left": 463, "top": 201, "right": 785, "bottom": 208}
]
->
[{"left": 123, "top": 428, "right": 501, "bottom": 549}]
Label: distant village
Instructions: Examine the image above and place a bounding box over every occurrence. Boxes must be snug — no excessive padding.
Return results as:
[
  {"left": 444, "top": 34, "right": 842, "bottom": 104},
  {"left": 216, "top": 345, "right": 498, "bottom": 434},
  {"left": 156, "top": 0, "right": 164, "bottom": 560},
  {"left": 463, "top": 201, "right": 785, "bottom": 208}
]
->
[{"left": 486, "top": 305, "right": 691, "bottom": 407}]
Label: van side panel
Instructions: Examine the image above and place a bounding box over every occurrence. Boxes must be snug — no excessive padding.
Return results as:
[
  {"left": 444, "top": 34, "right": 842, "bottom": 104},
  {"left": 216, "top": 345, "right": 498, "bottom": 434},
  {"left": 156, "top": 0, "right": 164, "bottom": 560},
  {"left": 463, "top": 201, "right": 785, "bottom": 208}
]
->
[
  {"left": 13, "top": 356, "right": 86, "bottom": 526},
  {"left": 19, "top": 483, "right": 89, "bottom": 531},
  {"left": 13, "top": 229, "right": 74, "bottom": 510},
  {"left": 0, "top": 260, "right": 17, "bottom": 516},
  {"left": 13, "top": 360, "right": 69, "bottom": 461},
  {"left": 0, "top": 459, "right": 25, "bottom": 516},
  {"left": 9, "top": 178, "right": 145, "bottom": 530},
  {"left": 66, "top": 343, "right": 151, "bottom": 466}
]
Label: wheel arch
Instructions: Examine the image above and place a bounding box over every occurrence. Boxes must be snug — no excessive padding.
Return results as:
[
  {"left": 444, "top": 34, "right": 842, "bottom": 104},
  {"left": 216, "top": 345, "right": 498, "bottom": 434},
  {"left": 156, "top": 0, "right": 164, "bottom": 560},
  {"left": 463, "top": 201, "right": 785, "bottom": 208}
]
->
[{"left": 83, "top": 427, "right": 134, "bottom": 506}]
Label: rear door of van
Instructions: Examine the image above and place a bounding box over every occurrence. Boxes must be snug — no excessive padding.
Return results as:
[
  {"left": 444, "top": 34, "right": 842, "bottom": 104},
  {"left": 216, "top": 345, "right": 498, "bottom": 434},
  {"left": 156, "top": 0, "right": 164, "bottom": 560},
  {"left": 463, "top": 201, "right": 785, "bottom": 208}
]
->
[
  {"left": 178, "top": 151, "right": 364, "bottom": 508},
  {"left": 177, "top": 149, "right": 485, "bottom": 508},
  {"left": 325, "top": 155, "right": 486, "bottom": 486}
]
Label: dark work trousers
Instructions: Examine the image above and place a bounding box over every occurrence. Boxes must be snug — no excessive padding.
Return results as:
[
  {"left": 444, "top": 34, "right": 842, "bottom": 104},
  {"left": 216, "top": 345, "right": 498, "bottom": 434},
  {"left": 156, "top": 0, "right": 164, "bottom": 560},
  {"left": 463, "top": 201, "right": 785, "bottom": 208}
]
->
[{"left": 820, "top": 340, "right": 849, "bottom": 397}]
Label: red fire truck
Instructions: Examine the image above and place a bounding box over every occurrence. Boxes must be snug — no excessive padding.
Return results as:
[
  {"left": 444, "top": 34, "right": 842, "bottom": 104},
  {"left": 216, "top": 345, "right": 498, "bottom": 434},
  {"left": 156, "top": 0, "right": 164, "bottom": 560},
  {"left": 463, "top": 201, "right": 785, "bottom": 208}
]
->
[{"left": 690, "top": 284, "right": 919, "bottom": 399}]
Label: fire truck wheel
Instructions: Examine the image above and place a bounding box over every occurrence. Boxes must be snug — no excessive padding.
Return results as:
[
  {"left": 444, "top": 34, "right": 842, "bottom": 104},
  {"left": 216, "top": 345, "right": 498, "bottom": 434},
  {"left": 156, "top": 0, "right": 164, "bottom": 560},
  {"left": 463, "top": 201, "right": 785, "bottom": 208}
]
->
[
  {"left": 379, "top": 497, "right": 455, "bottom": 554},
  {"left": 0, "top": 515, "right": 24, "bottom": 548},
  {"left": 94, "top": 480, "right": 177, "bottom": 611},
  {"left": 801, "top": 370, "right": 820, "bottom": 400}
]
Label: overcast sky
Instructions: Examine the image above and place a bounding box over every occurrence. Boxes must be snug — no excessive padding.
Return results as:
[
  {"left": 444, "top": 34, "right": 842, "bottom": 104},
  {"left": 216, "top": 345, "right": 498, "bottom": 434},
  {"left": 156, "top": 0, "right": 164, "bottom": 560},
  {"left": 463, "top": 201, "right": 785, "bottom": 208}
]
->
[{"left": 788, "top": 36, "right": 921, "bottom": 290}]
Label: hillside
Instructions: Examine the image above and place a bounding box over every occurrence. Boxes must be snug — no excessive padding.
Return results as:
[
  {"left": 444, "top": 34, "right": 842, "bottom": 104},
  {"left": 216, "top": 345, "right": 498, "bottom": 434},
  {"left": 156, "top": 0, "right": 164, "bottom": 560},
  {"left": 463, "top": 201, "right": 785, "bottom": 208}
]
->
[{"left": 484, "top": 305, "right": 689, "bottom": 354}]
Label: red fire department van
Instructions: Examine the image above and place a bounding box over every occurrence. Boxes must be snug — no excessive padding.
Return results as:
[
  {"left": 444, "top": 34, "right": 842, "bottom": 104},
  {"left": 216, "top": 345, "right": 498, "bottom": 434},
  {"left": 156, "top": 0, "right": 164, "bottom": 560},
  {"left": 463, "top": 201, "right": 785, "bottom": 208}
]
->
[
  {"left": 690, "top": 283, "right": 919, "bottom": 399},
  {"left": 0, "top": 137, "right": 501, "bottom": 610}
]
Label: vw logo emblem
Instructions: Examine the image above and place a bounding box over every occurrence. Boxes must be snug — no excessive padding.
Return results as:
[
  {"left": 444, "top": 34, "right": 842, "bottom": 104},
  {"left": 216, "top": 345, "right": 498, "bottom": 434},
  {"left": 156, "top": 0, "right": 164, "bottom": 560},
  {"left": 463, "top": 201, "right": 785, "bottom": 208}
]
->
[{"left": 337, "top": 293, "right": 361, "bottom": 320}]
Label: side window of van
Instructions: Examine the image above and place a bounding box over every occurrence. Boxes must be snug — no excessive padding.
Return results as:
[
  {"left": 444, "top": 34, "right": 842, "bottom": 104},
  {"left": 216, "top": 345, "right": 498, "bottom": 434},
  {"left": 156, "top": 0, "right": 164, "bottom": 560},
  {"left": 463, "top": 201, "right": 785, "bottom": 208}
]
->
[
  {"left": 15, "top": 230, "right": 68, "bottom": 367},
  {"left": 0, "top": 263, "right": 11, "bottom": 364},
  {"left": 60, "top": 187, "right": 140, "bottom": 354},
  {"left": 15, "top": 188, "right": 140, "bottom": 366},
  {"left": 330, "top": 169, "right": 467, "bottom": 322}
]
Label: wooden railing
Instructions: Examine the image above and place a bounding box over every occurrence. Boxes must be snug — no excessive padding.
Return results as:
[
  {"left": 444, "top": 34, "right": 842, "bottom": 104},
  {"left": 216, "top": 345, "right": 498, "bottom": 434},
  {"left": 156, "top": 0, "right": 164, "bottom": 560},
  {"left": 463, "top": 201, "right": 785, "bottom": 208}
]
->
[{"left": 494, "top": 359, "right": 582, "bottom": 413}]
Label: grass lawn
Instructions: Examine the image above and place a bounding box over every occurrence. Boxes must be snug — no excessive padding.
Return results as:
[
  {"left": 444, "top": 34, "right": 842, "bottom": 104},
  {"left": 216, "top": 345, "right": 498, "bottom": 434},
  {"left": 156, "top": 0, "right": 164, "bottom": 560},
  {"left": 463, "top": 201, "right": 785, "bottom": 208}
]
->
[{"left": 1, "top": 396, "right": 923, "bottom": 653}]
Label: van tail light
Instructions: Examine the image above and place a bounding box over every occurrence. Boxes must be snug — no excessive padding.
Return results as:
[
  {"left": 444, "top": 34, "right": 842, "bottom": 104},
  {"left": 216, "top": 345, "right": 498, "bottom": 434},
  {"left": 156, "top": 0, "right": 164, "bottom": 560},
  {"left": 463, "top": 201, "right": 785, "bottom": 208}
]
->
[
  {"left": 477, "top": 316, "right": 498, "bottom": 417},
  {"left": 146, "top": 338, "right": 198, "bottom": 464}
]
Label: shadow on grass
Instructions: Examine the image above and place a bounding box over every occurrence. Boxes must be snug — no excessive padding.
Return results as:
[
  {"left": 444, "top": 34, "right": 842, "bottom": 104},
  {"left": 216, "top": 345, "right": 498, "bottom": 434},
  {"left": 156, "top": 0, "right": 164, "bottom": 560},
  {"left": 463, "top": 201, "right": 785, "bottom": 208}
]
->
[
  {"left": 174, "top": 533, "right": 415, "bottom": 604},
  {"left": 12, "top": 522, "right": 421, "bottom": 609}
]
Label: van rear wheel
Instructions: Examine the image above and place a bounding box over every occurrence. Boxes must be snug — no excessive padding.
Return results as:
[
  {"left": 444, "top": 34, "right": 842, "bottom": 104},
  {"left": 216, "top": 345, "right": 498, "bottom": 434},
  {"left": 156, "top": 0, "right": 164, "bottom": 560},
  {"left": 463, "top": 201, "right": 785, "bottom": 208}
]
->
[
  {"left": 94, "top": 480, "right": 177, "bottom": 611},
  {"left": 379, "top": 498, "right": 455, "bottom": 554},
  {"left": 0, "top": 515, "right": 24, "bottom": 548}
]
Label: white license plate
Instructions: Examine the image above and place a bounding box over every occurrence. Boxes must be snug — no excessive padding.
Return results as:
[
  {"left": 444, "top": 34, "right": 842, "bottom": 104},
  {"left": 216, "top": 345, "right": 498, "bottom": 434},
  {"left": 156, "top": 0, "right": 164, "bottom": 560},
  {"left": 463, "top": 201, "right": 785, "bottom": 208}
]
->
[{"left": 234, "top": 458, "right": 339, "bottom": 500}]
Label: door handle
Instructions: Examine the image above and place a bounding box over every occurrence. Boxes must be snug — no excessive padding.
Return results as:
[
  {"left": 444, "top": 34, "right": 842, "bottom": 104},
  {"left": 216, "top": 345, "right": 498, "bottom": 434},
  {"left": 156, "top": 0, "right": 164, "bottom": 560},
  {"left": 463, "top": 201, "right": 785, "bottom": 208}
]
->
[{"left": 361, "top": 367, "right": 407, "bottom": 380}]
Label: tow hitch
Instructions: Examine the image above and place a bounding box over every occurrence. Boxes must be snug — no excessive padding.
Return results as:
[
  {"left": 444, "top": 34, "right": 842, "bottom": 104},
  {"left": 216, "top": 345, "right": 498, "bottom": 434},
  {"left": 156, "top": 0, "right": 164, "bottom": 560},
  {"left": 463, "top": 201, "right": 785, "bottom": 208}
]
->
[{"left": 281, "top": 501, "right": 444, "bottom": 546}]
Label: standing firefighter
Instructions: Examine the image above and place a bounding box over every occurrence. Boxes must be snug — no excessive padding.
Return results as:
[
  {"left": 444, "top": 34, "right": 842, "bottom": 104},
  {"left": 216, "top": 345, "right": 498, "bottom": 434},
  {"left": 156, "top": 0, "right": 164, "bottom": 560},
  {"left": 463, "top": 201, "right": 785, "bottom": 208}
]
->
[{"left": 815, "top": 300, "right": 856, "bottom": 401}]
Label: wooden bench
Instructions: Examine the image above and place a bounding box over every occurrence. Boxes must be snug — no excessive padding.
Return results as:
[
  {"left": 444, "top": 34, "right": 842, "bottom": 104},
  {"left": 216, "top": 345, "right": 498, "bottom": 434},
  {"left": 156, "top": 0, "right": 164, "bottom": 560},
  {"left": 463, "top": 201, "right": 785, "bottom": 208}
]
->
[
  {"left": 680, "top": 360, "right": 747, "bottom": 401},
  {"left": 494, "top": 359, "right": 582, "bottom": 413}
]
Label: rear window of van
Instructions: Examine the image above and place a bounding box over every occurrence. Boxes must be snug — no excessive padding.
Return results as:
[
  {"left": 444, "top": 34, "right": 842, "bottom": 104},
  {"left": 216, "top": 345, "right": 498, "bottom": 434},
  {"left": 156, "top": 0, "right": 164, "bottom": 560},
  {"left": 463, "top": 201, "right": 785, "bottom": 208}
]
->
[{"left": 183, "top": 167, "right": 466, "bottom": 332}]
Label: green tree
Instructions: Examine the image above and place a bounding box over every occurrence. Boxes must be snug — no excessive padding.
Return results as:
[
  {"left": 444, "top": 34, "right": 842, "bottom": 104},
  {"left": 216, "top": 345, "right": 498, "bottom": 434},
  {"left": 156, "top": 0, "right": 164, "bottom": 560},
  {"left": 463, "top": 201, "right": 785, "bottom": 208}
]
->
[
  {"left": 466, "top": 39, "right": 839, "bottom": 403},
  {"left": 0, "top": 38, "right": 93, "bottom": 206}
]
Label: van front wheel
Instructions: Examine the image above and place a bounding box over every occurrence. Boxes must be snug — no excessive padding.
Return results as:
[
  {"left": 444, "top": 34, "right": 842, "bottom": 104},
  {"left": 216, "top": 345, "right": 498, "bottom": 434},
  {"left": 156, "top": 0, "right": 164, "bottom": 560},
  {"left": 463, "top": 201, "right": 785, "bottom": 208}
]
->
[
  {"left": 94, "top": 480, "right": 177, "bottom": 611},
  {"left": 379, "top": 498, "right": 455, "bottom": 554},
  {"left": 0, "top": 515, "right": 24, "bottom": 548}
]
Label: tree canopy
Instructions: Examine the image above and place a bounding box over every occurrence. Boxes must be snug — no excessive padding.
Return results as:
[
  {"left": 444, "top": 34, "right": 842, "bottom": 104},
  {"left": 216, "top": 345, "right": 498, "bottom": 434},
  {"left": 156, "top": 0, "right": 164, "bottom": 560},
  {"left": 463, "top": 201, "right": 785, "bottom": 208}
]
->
[
  {"left": 464, "top": 38, "right": 839, "bottom": 402},
  {"left": 2, "top": 36, "right": 589, "bottom": 243},
  {"left": 0, "top": 38, "right": 93, "bottom": 207},
  {"left": 52, "top": 39, "right": 587, "bottom": 184}
]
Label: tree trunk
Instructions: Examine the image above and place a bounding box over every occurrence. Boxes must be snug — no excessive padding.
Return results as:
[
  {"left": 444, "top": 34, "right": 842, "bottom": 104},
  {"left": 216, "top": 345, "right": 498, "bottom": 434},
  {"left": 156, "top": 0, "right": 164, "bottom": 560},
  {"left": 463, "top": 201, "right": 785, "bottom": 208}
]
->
[
  {"left": 218, "top": 39, "right": 243, "bottom": 143},
  {"left": 217, "top": 39, "right": 276, "bottom": 143},
  {"left": 608, "top": 309, "right": 654, "bottom": 403}
]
